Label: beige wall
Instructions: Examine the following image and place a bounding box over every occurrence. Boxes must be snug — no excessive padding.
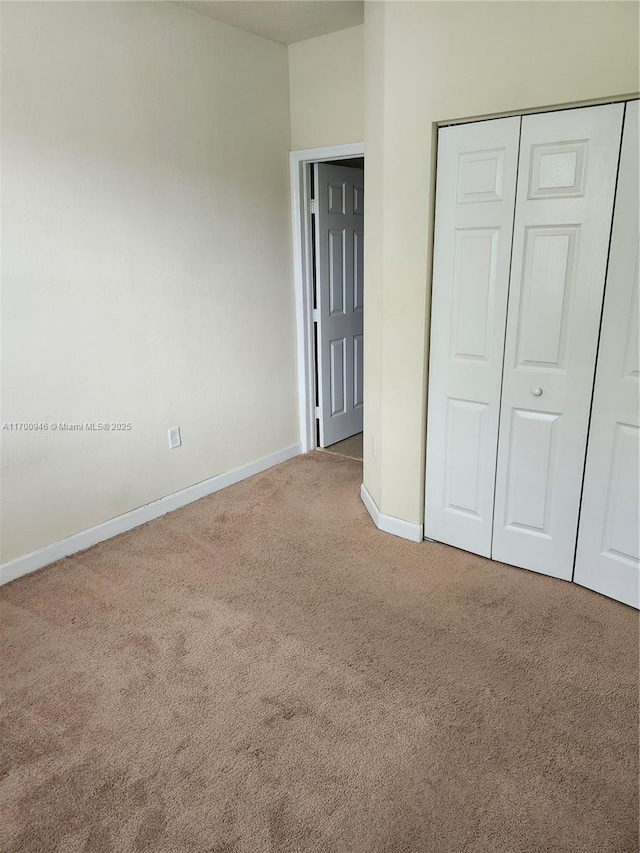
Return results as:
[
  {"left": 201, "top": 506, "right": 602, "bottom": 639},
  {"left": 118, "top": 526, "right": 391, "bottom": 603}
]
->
[
  {"left": 1, "top": 2, "right": 297, "bottom": 562},
  {"left": 289, "top": 25, "right": 364, "bottom": 150},
  {"left": 362, "top": 3, "right": 386, "bottom": 506},
  {"left": 364, "top": 1, "right": 640, "bottom": 525}
]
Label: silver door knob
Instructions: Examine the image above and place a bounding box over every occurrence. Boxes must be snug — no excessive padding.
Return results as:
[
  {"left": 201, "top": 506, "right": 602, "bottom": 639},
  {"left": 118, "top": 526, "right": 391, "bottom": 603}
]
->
[{"left": 531, "top": 387, "right": 543, "bottom": 397}]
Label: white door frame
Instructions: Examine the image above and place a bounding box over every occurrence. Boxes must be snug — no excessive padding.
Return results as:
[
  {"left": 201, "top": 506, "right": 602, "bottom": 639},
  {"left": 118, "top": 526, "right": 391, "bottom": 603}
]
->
[{"left": 290, "top": 142, "right": 365, "bottom": 452}]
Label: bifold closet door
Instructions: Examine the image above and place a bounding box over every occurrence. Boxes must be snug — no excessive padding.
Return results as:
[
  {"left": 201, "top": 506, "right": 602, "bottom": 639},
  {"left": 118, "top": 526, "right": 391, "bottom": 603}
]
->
[
  {"left": 424, "top": 117, "right": 520, "bottom": 557},
  {"left": 491, "top": 104, "right": 624, "bottom": 579},
  {"left": 574, "top": 101, "right": 640, "bottom": 609}
]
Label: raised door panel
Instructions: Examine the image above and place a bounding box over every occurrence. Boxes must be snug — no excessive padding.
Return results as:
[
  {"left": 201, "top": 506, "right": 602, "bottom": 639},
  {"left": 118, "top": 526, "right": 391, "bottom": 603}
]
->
[
  {"left": 503, "top": 409, "right": 559, "bottom": 535},
  {"left": 353, "top": 229, "right": 364, "bottom": 313},
  {"left": 515, "top": 226, "right": 578, "bottom": 370},
  {"left": 528, "top": 141, "right": 588, "bottom": 199},
  {"left": 314, "top": 163, "right": 365, "bottom": 447},
  {"left": 353, "top": 181, "right": 364, "bottom": 216},
  {"left": 353, "top": 334, "right": 364, "bottom": 410},
  {"left": 456, "top": 148, "right": 506, "bottom": 203},
  {"left": 328, "top": 181, "right": 346, "bottom": 214},
  {"left": 601, "top": 423, "right": 639, "bottom": 564},
  {"left": 425, "top": 117, "right": 520, "bottom": 556},
  {"left": 450, "top": 228, "right": 498, "bottom": 362},
  {"left": 574, "top": 101, "right": 640, "bottom": 608},
  {"left": 443, "top": 399, "right": 489, "bottom": 519},
  {"left": 329, "top": 338, "right": 346, "bottom": 416},
  {"left": 328, "top": 229, "right": 346, "bottom": 315},
  {"left": 492, "top": 103, "right": 624, "bottom": 579},
  {"left": 622, "top": 256, "right": 640, "bottom": 380}
]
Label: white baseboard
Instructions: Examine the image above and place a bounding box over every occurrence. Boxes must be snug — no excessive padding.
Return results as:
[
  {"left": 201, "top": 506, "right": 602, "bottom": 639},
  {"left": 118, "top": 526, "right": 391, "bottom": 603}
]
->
[
  {"left": 360, "top": 483, "right": 424, "bottom": 543},
  {"left": 1, "top": 444, "right": 303, "bottom": 586}
]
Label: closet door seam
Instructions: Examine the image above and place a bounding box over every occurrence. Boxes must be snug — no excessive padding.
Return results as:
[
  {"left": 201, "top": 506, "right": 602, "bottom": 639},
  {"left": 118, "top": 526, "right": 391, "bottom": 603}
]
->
[
  {"left": 489, "top": 116, "right": 523, "bottom": 559},
  {"left": 570, "top": 102, "right": 627, "bottom": 583}
]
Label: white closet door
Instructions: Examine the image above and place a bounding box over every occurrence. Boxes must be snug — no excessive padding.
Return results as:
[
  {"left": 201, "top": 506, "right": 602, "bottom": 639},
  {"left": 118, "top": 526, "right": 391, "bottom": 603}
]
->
[
  {"left": 574, "top": 101, "right": 640, "bottom": 608},
  {"left": 492, "top": 104, "right": 624, "bottom": 579},
  {"left": 425, "top": 117, "right": 520, "bottom": 556}
]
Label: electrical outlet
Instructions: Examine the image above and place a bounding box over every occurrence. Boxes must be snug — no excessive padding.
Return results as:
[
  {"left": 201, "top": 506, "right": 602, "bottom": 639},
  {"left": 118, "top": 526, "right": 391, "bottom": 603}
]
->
[{"left": 168, "top": 427, "right": 181, "bottom": 449}]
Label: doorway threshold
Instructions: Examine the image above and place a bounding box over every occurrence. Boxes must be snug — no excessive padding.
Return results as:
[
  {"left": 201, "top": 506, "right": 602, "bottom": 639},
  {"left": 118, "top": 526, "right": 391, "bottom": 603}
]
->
[{"left": 317, "top": 433, "right": 363, "bottom": 462}]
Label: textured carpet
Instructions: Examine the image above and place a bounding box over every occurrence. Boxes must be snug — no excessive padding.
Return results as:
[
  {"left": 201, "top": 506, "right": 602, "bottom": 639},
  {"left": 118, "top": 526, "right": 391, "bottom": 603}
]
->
[{"left": 1, "top": 452, "right": 638, "bottom": 853}]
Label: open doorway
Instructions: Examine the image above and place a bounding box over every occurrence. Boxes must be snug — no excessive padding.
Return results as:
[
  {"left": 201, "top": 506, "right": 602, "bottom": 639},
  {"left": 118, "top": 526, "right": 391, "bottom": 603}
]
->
[
  {"left": 312, "top": 158, "right": 364, "bottom": 460},
  {"left": 289, "top": 144, "right": 365, "bottom": 461}
]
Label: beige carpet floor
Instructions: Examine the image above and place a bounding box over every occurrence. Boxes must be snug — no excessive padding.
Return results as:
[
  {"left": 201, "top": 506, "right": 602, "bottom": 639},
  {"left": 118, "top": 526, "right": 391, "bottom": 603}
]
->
[{"left": 1, "top": 452, "right": 638, "bottom": 853}]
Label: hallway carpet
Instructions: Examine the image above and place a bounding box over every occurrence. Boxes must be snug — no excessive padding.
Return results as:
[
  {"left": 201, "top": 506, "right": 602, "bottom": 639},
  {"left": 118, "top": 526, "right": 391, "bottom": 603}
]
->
[{"left": 1, "top": 452, "right": 637, "bottom": 853}]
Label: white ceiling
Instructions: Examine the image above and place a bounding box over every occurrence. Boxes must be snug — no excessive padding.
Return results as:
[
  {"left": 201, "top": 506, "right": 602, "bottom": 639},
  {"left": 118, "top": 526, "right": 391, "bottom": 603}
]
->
[{"left": 177, "top": 1, "right": 364, "bottom": 45}]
